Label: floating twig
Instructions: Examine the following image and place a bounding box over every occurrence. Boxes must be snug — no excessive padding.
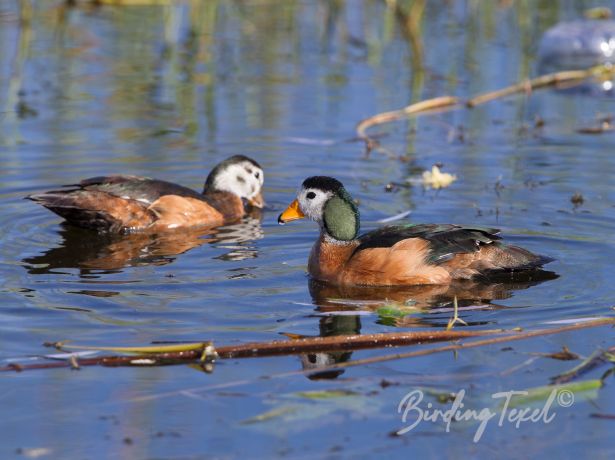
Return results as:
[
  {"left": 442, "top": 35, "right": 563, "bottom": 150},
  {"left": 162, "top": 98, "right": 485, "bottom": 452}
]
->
[
  {"left": 1, "top": 317, "right": 613, "bottom": 373},
  {"left": 528, "top": 346, "right": 580, "bottom": 361},
  {"left": 356, "top": 96, "right": 459, "bottom": 154},
  {"left": 551, "top": 347, "right": 615, "bottom": 384},
  {"left": 302, "top": 317, "right": 615, "bottom": 375},
  {"left": 215, "top": 328, "right": 496, "bottom": 359},
  {"left": 465, "top": 69, "right": 598, "bottom": 107},
  {"left": 356, "top": 65, "right": 615, "bottom": 155}
]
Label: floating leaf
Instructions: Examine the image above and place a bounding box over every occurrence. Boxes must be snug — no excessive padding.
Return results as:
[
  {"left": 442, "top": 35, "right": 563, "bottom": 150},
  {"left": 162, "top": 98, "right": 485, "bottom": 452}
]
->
[
  {"left": 531, "top": 346, "right": 580, "bottom": 361},
  {"left": 59, "top": 342, "right": 213, "bottom": 354},
  {"left": 503, "top": 380, "right": 602, "bottom": 409},
  {"left": 294, "top": 389, "right": 359, "bottom": 400},
  {"left": 240, "top": 406, "right": 299, "bottom": 425},
  {"left": 377, "top": 306, "right": 409, "bottom": 319},
  {"left": 377, "top": 303, "right": 422, "bottom": 326}
]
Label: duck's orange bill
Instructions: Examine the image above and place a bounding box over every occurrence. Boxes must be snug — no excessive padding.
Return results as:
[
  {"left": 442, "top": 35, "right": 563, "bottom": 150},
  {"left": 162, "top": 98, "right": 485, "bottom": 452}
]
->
[{"left": 278, "top": 199, "right": 304, "bottom": 224}]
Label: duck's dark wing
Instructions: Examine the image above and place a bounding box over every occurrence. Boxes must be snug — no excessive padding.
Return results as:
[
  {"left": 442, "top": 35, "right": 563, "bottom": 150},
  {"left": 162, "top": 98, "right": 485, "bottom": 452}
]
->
[
  {"left": 354, "top": 223, "right": 553, "bottom": 274},
  {"left": 354, "top": 223, "right": 502, "bottom": 263},
  {"left": 77, "top": 176, "right": 205, "bottom": 205}
]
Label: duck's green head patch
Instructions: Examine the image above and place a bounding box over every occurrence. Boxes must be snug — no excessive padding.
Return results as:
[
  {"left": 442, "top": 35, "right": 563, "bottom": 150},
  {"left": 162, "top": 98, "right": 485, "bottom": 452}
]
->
[{"left": 323, "top": 189, "right": 359, "bottom": 241}]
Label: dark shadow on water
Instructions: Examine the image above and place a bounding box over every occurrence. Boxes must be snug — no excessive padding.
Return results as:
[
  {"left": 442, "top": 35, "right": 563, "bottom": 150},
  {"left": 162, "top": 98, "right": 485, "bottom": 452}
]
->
[
  {"left": 22, "top": 216, "right": 264, "bottom": 275},
  {"left": 300, "top": 271, "right": 558, "bottom": 379}
]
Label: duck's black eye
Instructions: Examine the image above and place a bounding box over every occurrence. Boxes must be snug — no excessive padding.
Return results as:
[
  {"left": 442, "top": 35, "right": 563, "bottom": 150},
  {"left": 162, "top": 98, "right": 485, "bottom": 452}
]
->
[
  {"left": 254, "top": 171, "right": 260, "bottom": 179},
  {"left": 306, "top": 191, "right": 316, "bottom": 200}
]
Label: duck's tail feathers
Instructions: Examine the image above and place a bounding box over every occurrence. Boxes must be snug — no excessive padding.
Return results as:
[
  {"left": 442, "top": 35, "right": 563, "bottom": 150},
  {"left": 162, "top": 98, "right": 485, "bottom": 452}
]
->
[
  {"left": 27, "top": 190, "right": 153, "bottom": 233},
  {"left": 476, "top": 244, "right": 557, "bottom": 282}
]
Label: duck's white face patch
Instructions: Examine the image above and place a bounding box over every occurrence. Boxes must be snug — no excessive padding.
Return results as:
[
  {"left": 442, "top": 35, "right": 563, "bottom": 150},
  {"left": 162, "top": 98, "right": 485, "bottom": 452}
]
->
[
  {"left": 213, "top": 161, "right": 264, "bottom": 200},
  {"left": 297, "top": 187, "right": 334, "bottom": 223}
]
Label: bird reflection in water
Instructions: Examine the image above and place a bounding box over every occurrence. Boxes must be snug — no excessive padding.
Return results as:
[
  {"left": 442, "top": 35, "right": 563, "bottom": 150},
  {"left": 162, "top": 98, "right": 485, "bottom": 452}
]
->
[
  {"left": 23, "top": 215, "right": 264, "bottom": 275},
  {"left": 298, "top": 271, "right": 558, "bottom": 379}
]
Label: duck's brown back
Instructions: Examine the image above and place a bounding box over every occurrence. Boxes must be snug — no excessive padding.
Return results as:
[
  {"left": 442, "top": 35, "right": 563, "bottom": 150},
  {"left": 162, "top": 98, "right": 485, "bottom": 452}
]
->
[
  {"left": 28, "top": 176, "right": 246, "bottom": 233},
  {"left": 78, "top": 175, "right": 206, "bottom": 204}
]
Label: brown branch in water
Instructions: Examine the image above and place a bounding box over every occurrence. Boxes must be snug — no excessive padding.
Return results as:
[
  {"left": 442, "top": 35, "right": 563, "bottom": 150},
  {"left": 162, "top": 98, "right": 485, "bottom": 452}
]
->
[
  {"left": 0, "top": 328, "right": 503, "bottom": 372},
  {"left": 465, "top": 69, "right": 597, "bottom": 107},
  {"left": 1, "top": 349, "right": 213, "bottom": 372},
  {"left": 214, "top": 328, "right": 499, "bottom": 358},
  {"left": 356, "top": 96, "right": 460, "bottom": 154},
  {"left": 550, "top": 346, "right": 615, "bottom": 385},
  {"left": 1, "top": 318, "right": 613, "bottom": 373},
  {"left": 356, "top": 65, "right": 615, "bottom": 155},
  {"left": 306, "top": 318, "right": 615, "bottom": 374}
]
